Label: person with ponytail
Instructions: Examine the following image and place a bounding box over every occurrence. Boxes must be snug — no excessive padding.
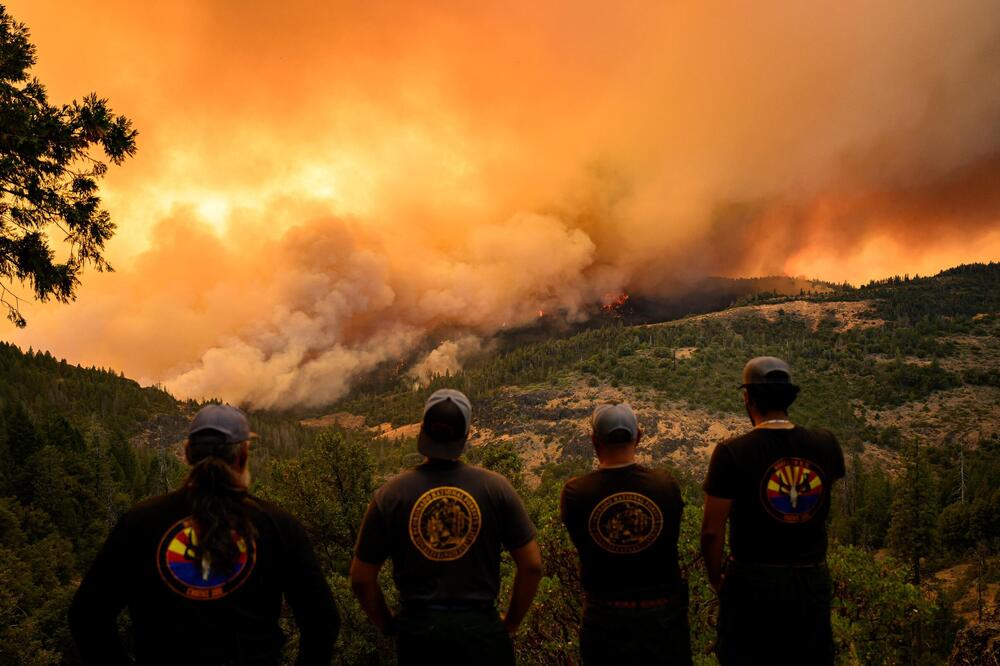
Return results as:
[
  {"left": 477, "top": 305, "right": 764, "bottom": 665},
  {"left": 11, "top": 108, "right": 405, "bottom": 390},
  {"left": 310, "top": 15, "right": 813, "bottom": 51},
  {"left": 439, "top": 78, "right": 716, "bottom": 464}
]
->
[{"left": 70, "top": 404, "right": 340, "bottom": 665}]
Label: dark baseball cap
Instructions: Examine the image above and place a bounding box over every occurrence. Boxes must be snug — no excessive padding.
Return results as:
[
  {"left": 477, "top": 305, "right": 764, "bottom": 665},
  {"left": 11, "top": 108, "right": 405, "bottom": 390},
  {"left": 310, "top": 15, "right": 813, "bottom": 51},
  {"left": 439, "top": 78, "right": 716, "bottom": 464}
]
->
[
  {"left": 188, "top": 404, "right": 253, "bottom": 444},
  {"left": 591, "top": 403, "right": 639, "bottom": 442},
  {"left": 417, "top": 389, "right": 472, "bottom": 459},
  {"left": 741, "top": 356, "right": 793, "bottom": 386}
]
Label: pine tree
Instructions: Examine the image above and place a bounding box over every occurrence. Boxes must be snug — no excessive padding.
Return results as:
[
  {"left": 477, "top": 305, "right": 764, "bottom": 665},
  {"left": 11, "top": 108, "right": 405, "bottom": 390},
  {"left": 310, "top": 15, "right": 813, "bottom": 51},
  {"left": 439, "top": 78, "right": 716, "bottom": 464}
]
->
[
  {"left": 886, "top": 438, "right": 938, "bottom": 583},
  {"left": 0, "top": 5, "right": 137, "bottom": 326}
]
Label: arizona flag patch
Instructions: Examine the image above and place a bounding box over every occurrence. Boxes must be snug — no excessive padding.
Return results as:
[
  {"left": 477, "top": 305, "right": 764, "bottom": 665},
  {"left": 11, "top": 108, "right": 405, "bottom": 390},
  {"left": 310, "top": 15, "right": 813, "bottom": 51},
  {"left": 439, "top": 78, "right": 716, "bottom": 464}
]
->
[
  {"left": 760, "top": 458, "right": 825, "bottom": 523},
  {"left": 156, "top": 518, "right": 256, "bottom": 600}
]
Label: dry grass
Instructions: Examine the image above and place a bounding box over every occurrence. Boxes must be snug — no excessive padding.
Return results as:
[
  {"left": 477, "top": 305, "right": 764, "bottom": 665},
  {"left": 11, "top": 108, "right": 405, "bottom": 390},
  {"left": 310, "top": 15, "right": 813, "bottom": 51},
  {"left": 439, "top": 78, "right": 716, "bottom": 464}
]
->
[
  {"left": 654, "top": 299, "right": 885, "bottom": 332},
  {"left": 865, "top": 385, "right": 1000, "bottom": 448}
]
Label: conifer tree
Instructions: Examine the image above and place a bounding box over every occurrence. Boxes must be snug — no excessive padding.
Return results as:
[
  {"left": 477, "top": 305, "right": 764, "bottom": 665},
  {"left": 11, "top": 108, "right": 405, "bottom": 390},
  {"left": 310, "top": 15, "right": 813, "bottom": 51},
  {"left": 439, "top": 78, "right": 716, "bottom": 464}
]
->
[
  {"left": 887, "top": 439, "right": 938, "bottom": 583},
  {"left": 0, "top": 4, "right": 137, "bottom": 326}
]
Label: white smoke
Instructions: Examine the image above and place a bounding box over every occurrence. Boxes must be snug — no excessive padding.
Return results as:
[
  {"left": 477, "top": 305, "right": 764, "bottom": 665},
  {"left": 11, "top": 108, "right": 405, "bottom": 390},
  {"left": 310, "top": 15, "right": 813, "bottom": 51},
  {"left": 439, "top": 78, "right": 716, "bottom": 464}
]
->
[{"left": 409, "top": 336, "right": 484, "bottom": 386}]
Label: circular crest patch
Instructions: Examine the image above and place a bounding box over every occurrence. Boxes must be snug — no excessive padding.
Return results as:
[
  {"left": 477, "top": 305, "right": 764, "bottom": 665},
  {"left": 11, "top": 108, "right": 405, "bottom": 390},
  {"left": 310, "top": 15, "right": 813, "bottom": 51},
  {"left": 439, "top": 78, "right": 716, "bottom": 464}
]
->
[
  {"left": 761, "top": 457, "right": 826, "bottom": 523},
  {"left": 409, "top": 486, "right": 482, "bottom": 561},
  {"left": 156, "top": 518, "right": 256, "bottom": 600},
  {"left": 588, "top": 492, "right": 663, "bottom": 554}
]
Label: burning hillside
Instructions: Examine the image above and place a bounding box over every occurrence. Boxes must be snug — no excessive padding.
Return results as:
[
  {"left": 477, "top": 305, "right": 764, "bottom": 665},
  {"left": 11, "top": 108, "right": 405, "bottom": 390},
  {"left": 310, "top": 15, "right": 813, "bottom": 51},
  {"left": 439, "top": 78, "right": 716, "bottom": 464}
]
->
[{"left": 6, "top": 1, "right": 1000, "bottom": 408}]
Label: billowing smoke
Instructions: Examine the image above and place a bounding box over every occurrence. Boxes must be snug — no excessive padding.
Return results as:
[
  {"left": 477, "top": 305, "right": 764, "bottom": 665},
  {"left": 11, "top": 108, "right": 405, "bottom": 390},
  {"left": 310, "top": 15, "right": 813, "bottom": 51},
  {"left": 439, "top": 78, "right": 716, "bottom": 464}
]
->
[
  {"left": 5, "top": 0, "right": 1000, "bottom": 408},
  {"left": 409, "top": 336, "right": 484, "bottom": 387}
]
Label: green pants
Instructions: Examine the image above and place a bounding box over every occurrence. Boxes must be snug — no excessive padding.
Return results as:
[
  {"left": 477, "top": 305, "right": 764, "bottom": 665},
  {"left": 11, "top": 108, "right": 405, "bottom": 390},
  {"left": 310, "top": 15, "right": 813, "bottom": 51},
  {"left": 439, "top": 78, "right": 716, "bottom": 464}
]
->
[
  {"left": 716, "top": 561, "right": 834, "bottom": 666},
  {"left": 579, "top": 583, "right": 692, "bottom": 666},
  {"left": 395, "top": 606, "right": 514, "bottom": 666}
]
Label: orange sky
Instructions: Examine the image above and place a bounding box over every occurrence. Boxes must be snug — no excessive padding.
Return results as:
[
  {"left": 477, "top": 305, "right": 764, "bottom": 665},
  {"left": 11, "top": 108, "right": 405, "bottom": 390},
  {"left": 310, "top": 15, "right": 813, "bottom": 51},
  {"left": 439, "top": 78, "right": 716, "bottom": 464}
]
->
[{"left": 4, "top": 1, "right": 1000, "bottom": 407}]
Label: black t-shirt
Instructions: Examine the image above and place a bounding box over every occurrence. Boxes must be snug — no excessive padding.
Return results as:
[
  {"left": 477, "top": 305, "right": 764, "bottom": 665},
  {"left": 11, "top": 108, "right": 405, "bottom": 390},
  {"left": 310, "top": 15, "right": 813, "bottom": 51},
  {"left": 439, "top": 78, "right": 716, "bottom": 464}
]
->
[
  {"left": 702, "top": 426, "right": 846, "bottom": 564},
  {"left": 69, "top": 489, "right": 340, "bottom": 666},
  {"left": 560, "top": 464, "right": 684, "bottom": 600},
  {"left": 355, "top": 459, "right": 536, "bottom": 602}
]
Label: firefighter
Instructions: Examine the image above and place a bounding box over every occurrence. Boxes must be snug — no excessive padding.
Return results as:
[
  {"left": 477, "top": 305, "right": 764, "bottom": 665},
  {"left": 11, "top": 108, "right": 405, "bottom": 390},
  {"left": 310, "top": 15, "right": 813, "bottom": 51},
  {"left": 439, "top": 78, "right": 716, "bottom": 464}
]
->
[
  {"left": 70, "top": 404, "right": 340, "bottom": 665},
  {"left": 350, "top": 389, "right": 542, "bottom": 665},
  {"left": 561, "top": 403, "right": 691, "bottom": 665},
  {"left": 701, "top": 357, "right": 845, "bottom": 665}
]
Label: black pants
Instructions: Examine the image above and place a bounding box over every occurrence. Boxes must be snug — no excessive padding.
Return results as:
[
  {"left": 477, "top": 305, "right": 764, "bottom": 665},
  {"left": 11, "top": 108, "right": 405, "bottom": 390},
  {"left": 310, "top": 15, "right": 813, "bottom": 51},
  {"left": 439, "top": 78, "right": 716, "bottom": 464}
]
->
[
  {"left": 579, "top": 583, "right": 692, "bottom": 666},
  {"left": 395, "top": 606, "right": 515, "bottom": 666},
  {"left": 716, "top": 561, "right": 834, "bottom": 666}
]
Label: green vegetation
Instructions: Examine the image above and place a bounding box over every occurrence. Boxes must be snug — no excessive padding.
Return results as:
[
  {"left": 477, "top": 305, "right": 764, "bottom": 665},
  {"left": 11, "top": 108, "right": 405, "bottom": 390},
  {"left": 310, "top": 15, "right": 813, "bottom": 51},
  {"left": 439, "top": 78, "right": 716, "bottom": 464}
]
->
[
  {"left": 258, "top": 433, "right": 945, "bottom": 665},
  {"left": 0, "top": 349, "right": 185, "bottom": 664},
  {"left": 0, "top": 5, "right": 137, "bottom": 327},
  {"left": 1, "top": 263, "right": 998, "bottom": 662}
]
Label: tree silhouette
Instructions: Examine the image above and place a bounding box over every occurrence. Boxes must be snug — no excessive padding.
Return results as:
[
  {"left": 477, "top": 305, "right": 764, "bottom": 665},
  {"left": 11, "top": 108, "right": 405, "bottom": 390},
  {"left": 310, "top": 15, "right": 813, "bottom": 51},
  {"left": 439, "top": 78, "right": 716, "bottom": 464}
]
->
[{"left": 0, "top": 4, "right": 136, "bottom": 326}]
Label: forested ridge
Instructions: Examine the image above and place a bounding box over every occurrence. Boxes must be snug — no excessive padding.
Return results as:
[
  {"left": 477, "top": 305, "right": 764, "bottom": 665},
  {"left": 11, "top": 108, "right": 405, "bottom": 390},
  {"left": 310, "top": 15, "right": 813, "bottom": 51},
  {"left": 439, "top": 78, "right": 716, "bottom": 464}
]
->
[{"left": 1, "top": 263, "right": 999, "bottom": 664}]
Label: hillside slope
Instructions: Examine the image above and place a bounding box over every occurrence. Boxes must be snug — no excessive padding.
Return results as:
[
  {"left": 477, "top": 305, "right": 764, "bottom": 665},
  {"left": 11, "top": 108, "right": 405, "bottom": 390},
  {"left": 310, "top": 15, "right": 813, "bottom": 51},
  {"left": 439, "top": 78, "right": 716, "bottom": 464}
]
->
[
  {"left": 332, "top": 262, "right": 1000, "bottom": 480},
  {"left": 0, "top": 342, "right": 190, "bottom": 446}
]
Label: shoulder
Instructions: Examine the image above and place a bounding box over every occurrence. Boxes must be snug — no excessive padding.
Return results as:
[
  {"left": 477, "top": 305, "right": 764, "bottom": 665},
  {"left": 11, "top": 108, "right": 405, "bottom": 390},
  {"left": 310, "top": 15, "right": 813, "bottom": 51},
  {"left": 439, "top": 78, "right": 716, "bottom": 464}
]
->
[
  {"left": 720, "top": 429, "right": 758, "bottom": 449},
  {"left": 800, "top": 426, "right": 841, "bottom": 449},
  {"left": 117, "top": 490, "right": 185, "bottom": 527},
  {"left": 466, "top": 464, "right": 520, "bottom": 495},
  {"left": 563, "top": 471, "right": 597, "bottom": 492},
  {"left": 634, "top": 466, "right": 683, "bottom": 507},
  {"left": 246, "top": 494, "right": 301, "bottom": 526},
  {"left": 646, "top": 465, "right": 681, "bottom": 488},
  {"left": 562, "top": 469, "right": 599, "bottom": 494},
  {"left": 707, "top": 436, "right": 741, "bottom": 466},
  {"left": 126, "top": 490, "right": 179, "bottom": 514},
  {"left": 373, "top": 467, "right": 422, "bottom": 499}
]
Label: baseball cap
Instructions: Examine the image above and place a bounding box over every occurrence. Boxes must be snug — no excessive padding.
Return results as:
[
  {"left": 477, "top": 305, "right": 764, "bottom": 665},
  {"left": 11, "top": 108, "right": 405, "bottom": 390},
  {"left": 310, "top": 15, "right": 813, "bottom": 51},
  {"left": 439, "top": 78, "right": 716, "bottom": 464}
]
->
[
  {"left": 188, "top": 404, "right": 252, "bottom": 445},
  {"left": 741, "top": 356, "right": 793, "bottom": 387},
  {"left": 591, "top": 403, "right": 639, "bottom": 443},
  {"left": 417, "top": 389, "right": 472, "bottom": 459}
]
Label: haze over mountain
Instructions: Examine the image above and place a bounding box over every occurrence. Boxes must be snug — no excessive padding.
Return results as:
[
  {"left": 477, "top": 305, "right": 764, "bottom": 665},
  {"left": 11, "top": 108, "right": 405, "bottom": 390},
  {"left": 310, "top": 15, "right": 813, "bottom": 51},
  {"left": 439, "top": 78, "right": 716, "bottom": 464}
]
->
[{"left": 5, "top": 0, "right": 1000, "bottom": 409}]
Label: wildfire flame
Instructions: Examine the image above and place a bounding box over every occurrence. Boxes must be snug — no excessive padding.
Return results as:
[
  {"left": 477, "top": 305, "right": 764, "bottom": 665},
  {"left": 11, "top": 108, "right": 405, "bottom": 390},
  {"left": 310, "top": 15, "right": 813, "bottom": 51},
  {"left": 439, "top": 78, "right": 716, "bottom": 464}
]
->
[{"left": 601, "top": 292, "right": 630, "bottom": 317}]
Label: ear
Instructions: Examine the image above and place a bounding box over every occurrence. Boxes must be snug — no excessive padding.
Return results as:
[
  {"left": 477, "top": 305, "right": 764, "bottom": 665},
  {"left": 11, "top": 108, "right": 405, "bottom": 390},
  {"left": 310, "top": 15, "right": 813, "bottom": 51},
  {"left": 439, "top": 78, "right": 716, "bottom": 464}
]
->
[
  {"left": 635, "top": 428, "right": 643, "bottom": 446},
  {"left": 237, "top": 441, "right": 250, "bottom": 470},
  {"left": 183, "top": 441, "right": 193, "bottom": 465},
  {"left": 741, "top": 389, "right": 751, "bottom": 408}
]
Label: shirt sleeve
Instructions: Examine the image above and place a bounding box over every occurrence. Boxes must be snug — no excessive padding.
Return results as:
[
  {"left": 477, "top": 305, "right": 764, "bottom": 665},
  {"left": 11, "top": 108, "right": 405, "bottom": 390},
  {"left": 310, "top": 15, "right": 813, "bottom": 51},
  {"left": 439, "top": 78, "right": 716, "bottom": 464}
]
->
[
  {"left": 669, "top": 476, "right": 685, "bottom": 519},
  {"left": 702, "top": 442, "right": 738, "bottom": 499},
  {"left": 280, "top": 516, "right": 341, "bottom": 665},
  {"left": 828, "top": 431, "right": 846, "bottom": 481},
  {"left": 68, "top": 516, "right": 132, "bottom": 666},
  {"left": 354, "top": 499, "right": 391, "bottom": 564},
  {"left": 559, "top": 482, "right": 572, "bottom": 525},
  {"left": 498, "top": 479, "right": 537, "bottom": 551}
]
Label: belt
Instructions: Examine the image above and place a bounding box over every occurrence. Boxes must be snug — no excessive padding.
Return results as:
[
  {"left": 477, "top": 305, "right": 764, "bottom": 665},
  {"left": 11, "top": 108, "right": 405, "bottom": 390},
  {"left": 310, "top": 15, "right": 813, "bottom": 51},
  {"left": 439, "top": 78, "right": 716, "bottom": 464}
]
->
[
  {"left": 402, "top": 599, "right": 495, "bottom": 611},
  {"left": 586, "top": 595, "right": 673, "bottom": 609},
  {"left": 727, "top": 559, "right": 827, "bottom": 573}
]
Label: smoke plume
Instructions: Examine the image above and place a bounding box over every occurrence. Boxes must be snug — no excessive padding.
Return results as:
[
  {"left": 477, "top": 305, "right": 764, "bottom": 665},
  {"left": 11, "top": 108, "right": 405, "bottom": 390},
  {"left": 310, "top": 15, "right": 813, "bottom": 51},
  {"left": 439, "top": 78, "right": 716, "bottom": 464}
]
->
[{"left": 5, "top": 0, "right": 1000, "bottom": 407}]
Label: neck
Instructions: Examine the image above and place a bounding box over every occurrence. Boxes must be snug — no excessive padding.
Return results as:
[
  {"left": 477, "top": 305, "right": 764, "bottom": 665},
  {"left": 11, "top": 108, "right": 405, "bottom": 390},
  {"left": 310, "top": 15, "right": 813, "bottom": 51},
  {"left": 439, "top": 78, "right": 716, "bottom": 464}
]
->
[
  {"left": 752, "top": 410, "right": 793, "bottom": 428},
  {"left": 597, "top": 447, "right": 636, "bottom": 467}
]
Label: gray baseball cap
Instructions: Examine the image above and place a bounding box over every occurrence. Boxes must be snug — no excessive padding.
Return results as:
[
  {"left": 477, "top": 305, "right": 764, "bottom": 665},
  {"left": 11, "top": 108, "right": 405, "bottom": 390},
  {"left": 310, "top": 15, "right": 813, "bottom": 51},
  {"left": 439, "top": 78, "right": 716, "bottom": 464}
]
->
[
  {"left": 591, "top": 403, "right": 639, "bottom": 442},
  {"left": 188, "top": 404, "right": 252, "bottom": 444},
  {"left": 417, "top": 389, "right": 472, "bottom": 459},
  {"left": 741, "top": 356, "right": 794, "bottom": 386}
]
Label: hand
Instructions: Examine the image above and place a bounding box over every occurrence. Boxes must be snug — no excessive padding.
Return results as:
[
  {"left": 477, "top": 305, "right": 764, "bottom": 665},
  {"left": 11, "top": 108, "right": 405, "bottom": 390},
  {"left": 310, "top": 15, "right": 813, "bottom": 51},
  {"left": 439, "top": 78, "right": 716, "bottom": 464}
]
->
[
  {"left": 710, "top": 575, "right": 725, "bottom": 595},
  {"left": 501, "top": 614, "right": 519, "bottom": 636}
]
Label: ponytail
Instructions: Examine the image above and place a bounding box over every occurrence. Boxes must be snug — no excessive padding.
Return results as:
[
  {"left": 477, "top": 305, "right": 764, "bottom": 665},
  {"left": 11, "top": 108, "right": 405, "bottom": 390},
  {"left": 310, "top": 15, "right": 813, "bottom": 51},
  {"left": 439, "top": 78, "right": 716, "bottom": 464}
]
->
[{"left": 185, "top": 442, "right": 256, "bottom": 575}]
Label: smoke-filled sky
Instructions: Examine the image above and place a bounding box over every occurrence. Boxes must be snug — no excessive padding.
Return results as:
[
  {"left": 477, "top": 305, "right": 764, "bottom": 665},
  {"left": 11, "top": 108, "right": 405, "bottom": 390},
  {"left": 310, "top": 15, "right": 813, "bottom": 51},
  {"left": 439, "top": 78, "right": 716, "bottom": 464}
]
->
[{"left": 5, "top": 1, "right": 1000, "bottom": 408}]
